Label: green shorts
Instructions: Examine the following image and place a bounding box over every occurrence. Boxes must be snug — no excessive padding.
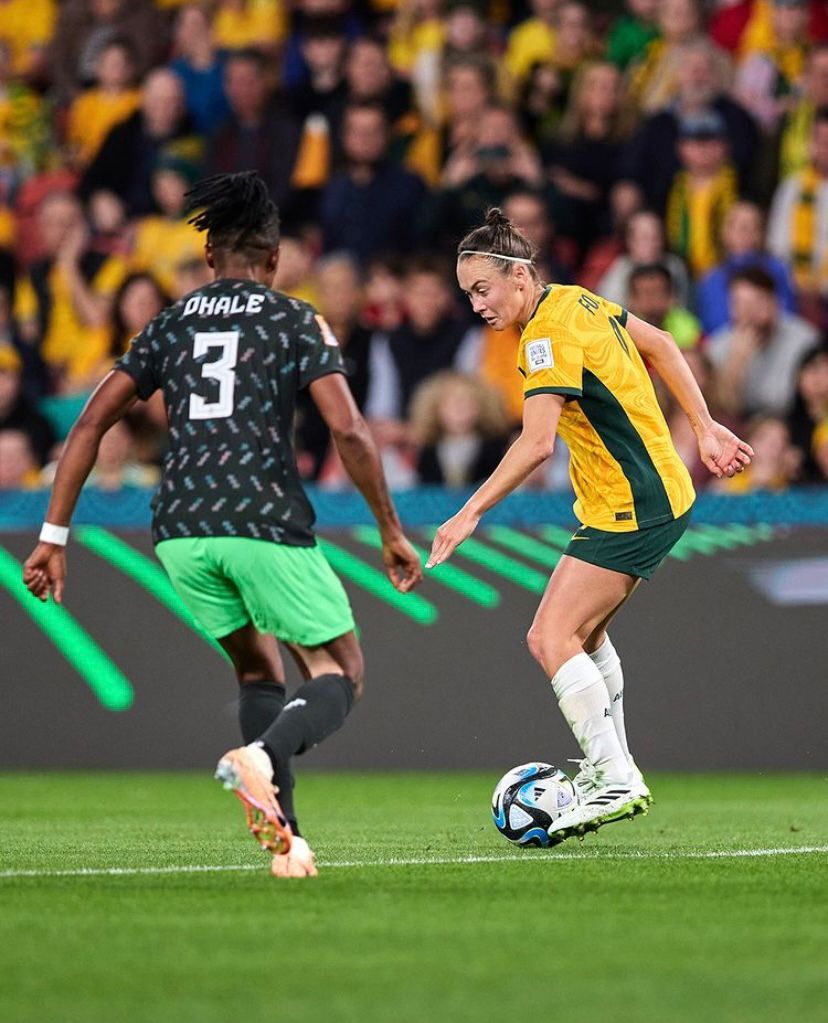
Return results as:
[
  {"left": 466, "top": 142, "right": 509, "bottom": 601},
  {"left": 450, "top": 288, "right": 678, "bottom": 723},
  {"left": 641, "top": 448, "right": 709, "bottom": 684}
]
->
[
  {"left": 155, "top": 537, "right": 355, "bottom": 645},
  {"left": 563, "top": 509, "right": 692, "bottom": 581}
]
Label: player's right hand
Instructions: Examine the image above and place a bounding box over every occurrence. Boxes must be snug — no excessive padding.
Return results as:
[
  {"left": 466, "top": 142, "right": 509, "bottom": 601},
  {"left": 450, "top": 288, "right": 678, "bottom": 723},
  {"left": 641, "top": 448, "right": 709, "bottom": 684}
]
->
[
  {"left": 381, "top": 533, "right": 423, "bottom": 593},
  {"left": 698, "top": 421, "right": 754, "bottom": 479},
  {"left": 22, "top": 543, "right": 67, "bottom": 603}
]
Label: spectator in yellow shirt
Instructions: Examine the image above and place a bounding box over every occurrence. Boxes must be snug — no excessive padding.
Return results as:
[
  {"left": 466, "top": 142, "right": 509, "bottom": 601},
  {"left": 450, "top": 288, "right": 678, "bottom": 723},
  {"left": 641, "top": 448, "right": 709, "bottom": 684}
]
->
[
  {"left": 14, "top": 192, "right": 126, "bottom": 392},
  {"left": 666, "top": 110, "right": 739, "bottom": 277},
  {"left": 65, "top": 37, "right": 141, "bottom": 167},
  {"left": 505, "top": 0, "right": 559, "bottom": 84},
  {"left": 129, "top": 150, "right": 204, "bottom": 295}
]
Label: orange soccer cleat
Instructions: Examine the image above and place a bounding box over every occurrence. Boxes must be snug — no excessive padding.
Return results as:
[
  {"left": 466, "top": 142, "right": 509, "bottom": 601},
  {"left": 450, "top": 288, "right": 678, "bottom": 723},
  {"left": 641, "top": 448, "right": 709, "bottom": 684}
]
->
[{"left": 215, "top": 746, "right": 293, "bottom": 856}]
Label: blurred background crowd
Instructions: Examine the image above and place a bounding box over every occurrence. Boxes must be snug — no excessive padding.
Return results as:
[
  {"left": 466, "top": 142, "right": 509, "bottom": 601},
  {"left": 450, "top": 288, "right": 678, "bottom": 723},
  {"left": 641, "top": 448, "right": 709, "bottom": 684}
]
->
[{"left": 2, "top": 0, "right": 828, "bottom": 495}]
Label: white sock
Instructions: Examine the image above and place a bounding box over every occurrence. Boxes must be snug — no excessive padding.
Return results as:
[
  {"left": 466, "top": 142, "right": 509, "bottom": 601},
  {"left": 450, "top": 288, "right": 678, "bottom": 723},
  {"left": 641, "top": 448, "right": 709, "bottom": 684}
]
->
[
  {"left": 551, "top": 653, "right": 630, "bottom": 783},
  {"left": 589, "top": 635, "right": 631, "bottom": 761}
]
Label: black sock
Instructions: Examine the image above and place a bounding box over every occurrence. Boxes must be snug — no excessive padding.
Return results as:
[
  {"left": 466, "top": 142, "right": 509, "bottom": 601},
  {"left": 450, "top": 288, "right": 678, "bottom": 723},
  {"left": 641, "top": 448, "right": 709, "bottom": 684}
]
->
[
  {"left": 238, "top": 681, "right": 286, "bottom": 743},
  {"left": 237, "top": 681, "right": 299, "bottom": 833},
  {"left": 259, "top": 674, "right": 355, "bottom": 797}
]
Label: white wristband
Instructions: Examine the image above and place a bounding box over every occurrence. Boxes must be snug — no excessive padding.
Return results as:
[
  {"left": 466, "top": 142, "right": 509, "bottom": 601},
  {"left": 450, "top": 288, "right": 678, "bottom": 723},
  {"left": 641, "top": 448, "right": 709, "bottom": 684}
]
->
[{"left": 39, "top": 522, "right": 69, "bottom": 546}]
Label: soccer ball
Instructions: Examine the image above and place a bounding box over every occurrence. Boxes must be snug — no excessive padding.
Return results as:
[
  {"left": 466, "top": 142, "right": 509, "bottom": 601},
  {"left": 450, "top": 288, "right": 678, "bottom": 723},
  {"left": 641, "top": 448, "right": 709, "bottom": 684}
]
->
[{"left": 491, "top": 762, "right": 578, "bottom": 847}]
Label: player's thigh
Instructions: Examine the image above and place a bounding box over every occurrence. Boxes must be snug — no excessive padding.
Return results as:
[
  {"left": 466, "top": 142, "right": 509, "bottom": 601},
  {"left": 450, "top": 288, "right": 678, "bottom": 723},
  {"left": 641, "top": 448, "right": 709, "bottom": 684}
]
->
[
  {"left": 216, "top": 538, "right": 356, "bottom": 648},
  {"left": 531, "top": 554, "right": 637, "bottom": 649},
  {"left": 155, "top": 538, "right": 250, "bottom": 640},
  {"left": 219, "top": 623, "right": 287, "bottom": 684},
  {"left": 583, "top": 578, "right": 641, "bottom": 654}
]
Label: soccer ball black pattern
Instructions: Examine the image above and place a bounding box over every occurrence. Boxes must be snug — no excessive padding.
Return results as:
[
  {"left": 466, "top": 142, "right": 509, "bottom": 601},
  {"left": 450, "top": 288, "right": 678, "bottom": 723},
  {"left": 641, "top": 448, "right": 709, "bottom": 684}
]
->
[{"left": 491, "top": 762, "right": 578, "bottom": 847}]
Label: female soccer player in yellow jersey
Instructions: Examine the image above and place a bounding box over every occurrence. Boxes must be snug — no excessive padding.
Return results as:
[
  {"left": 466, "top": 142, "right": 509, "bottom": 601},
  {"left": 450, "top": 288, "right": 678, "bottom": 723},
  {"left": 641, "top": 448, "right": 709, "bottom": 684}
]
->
[{"left": 427, "top": 208, "right": 754, "bottom": 844}]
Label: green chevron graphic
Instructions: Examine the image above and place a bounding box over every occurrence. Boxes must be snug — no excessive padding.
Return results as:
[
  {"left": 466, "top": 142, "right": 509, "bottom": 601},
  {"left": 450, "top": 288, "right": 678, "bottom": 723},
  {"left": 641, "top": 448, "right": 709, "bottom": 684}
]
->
[{"left": 0, "top": 545, "right": 134, "bottom": 711}]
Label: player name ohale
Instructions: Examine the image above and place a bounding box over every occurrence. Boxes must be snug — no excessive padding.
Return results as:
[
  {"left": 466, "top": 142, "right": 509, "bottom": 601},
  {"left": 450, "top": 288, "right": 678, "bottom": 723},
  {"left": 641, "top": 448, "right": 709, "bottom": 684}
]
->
[{"left": 182, "top": 292, "right": 266, "bottom": 318}]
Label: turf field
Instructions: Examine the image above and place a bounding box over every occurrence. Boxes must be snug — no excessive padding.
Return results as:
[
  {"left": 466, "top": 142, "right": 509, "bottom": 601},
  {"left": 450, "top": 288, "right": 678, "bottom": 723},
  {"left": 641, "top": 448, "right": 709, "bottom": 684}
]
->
[{"left": 1, "top": 771, "right": 826, "bottom": 1023}]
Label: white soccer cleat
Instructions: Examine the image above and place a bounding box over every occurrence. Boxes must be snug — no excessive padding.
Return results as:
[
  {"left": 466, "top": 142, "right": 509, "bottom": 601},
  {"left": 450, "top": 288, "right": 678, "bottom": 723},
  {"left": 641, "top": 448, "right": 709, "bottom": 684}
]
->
[
  {"left": 270, "top": 835, "right": 318, "bottom": 879},
  {"left": 549, "top": 759, "right": 648, "bottom": 843}
]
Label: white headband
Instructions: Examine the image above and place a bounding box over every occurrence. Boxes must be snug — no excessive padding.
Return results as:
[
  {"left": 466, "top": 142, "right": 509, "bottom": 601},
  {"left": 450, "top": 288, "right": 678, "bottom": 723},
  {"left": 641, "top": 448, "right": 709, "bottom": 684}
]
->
[{"left": 458, "top": 249, "right": 534, "bottom": 265}]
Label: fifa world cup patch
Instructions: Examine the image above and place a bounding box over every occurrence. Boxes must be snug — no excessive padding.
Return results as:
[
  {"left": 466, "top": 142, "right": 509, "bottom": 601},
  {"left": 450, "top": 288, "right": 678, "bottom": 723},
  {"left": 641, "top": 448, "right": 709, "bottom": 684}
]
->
[{"left": 526, "top": 337, "right": 554, "bottom": 371}]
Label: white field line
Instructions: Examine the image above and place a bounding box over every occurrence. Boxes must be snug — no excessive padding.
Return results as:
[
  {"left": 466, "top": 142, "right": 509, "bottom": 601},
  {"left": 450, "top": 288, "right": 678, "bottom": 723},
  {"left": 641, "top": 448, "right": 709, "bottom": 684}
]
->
[{"left": 1, "top": 845, "right": 827, "bottom": 880}]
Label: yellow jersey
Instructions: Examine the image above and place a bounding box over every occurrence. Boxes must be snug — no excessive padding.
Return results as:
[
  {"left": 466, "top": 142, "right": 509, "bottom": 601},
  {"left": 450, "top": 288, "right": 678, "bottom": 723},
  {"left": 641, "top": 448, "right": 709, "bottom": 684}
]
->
[{"left": 518, "top": 285, "right": 695, "bottom": 532}]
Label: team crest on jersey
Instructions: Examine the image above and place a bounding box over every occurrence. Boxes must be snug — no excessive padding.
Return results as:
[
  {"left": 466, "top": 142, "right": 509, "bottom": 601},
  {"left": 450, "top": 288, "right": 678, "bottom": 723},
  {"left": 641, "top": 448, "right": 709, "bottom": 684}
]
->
[
  {"left": 526, "top": 337, "right": 553, "bottom": 371},
  {"left": 315, "top": 315, "right": 339, "bottom": 346}
]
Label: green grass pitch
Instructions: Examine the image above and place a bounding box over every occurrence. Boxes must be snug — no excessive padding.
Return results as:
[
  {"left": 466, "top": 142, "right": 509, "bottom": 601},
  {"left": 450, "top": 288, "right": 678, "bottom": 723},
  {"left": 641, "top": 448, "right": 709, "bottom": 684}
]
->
[{"left": 1, "top": 771, "right": 826, "bottom": 1023}]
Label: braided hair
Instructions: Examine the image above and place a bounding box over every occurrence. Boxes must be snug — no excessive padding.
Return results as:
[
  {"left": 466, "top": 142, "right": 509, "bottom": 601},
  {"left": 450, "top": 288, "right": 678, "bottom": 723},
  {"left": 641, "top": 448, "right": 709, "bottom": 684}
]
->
[
  {"left": 185, "top": 171, "right": 280, "bottom": 260},
  {"left": 457, "top": 207, "right": 540, "bottom": 281}
]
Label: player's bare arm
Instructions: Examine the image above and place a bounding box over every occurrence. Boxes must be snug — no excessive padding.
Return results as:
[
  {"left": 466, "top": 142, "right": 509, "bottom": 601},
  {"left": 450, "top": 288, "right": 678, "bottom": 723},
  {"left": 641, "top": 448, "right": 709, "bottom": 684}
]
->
[
  {"left": 309, "top": 372, "right": 422, "bottom": 593},
  {"left": 625, "top": 313, "right": 754, "bottom": 479},
  {"left": 22, "top": 370, "right": 138, "bottom": 603},
  {"left": 427, "top": 392, "right": 563, "bottom": 568}
]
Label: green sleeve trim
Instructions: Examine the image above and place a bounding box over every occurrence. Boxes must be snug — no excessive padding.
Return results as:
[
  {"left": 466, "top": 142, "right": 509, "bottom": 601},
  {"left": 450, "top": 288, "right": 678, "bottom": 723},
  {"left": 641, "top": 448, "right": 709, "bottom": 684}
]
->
[
  {"left": 524, "top": 386, "right": 582, "bottom": 398},
  {"left": 616, "top": 308, "right": 629, "bottom": 328}
]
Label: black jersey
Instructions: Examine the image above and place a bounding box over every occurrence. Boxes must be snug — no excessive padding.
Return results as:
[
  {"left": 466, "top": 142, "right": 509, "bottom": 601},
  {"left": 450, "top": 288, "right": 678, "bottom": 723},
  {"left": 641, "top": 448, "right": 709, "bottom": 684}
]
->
[{"left": 114, "top": 278, "right": 345, "bottom": 546}]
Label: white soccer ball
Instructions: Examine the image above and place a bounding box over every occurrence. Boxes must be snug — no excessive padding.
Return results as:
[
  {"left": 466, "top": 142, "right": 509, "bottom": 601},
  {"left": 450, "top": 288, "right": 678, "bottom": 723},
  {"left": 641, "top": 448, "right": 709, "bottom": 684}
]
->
[{"left": 491, "top": 762, "right": 578, "bottom": 846}]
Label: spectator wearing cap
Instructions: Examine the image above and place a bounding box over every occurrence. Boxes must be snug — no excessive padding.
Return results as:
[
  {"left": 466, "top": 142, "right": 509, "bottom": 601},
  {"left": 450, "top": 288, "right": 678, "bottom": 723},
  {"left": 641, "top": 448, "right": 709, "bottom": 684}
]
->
[
  {"left": 621, "top": 37, "right": 759, "bottom": 215},
  {"left": 696, "top": 200, "right": 796, "bottom": 334},
  {"left": 65, "top": 36, "right": 141, "bottom": 168},
  {"left": 768, "top": 107, "right": 828, "bottom": 320},
  {"left": 0, "top": 343, "right": 54, "bottom": 466},
  {"left": 320, "top": 101, "right": 427, "bottom": 263},
  {"left": 665, "top": 109, "right": 739, "bottom": 277},
  {"left": 734, "top": 0, "right": 809, "bottom": 134},
  {"left": 129, "top": 147, "right": 204, "bottom": 294},
  {"left": 80, "top": 68, "right": 194, "bottom": 217},
  {"left": 169, "top": 5, "right": 230, "bottom": 136},
  {"left": 707, "top": 264, "right": 819, "bottom": 418}
]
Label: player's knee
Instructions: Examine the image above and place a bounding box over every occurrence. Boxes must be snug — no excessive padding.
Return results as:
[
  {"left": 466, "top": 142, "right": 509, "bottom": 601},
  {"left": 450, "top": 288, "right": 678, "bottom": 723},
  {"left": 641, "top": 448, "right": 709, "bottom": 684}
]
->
[
  {"left": 526, "top": 625, "right": 569, "bottom": 675},
  {"left": 526, "top": 625, "right": 547, "bottom": 666}
]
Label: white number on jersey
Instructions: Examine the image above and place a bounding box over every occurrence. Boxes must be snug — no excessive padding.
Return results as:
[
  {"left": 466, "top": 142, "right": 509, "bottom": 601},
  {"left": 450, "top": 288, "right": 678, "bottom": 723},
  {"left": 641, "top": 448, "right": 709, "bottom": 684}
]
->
[{"left": 189, "top": 331, "right": 239, "bottom": 420}]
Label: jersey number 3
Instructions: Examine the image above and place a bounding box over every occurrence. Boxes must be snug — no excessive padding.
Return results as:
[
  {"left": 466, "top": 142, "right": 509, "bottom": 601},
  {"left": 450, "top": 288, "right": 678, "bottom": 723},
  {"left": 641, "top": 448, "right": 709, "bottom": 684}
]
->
[{"left": 189, "top": 331, "right": 239, "bottom": 420}]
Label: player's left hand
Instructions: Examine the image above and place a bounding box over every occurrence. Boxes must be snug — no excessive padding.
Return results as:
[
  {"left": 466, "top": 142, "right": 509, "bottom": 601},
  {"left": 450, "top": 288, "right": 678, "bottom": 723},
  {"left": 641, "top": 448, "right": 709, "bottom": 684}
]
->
[
  {"left": 22, "top": 543, "right": 66, "bottom": 603},
  {"left": 698, "top": 421, "right": 754, "bottom": 479},
  {"left": 426, "top": 508, "right": 480, "bottom": 568}
]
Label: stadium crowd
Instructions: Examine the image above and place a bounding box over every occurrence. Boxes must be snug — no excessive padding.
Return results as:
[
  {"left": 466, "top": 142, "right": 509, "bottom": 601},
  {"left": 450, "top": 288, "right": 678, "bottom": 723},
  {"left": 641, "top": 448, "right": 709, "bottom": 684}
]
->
[{"left": 1, "top": 0, "right": 828, "bottom": 494}]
